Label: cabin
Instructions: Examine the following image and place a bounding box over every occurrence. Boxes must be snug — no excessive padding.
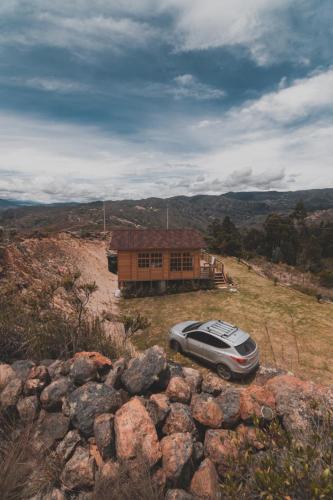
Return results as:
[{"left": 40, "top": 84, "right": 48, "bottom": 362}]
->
[{"left": 108, "top": 229, "right": 227, "bottom": 295}]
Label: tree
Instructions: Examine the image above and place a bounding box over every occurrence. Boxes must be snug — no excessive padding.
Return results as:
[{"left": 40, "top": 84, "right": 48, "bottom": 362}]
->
[
  {"left": 206, "top": 216, "right": 242, "bottom": 257},
  {"left": 291, "top": 199, "right": 307, "bottom": 221}
]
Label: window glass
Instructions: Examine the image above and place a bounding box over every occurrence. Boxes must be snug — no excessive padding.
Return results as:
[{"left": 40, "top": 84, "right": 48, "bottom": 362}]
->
[
  {"left": 235, "top": 338, "right": 256, "bottom": 355},
  {"left": 170, "top": 252, "right": 182, "bottom": 271},
  {"left": 204, "top": 335, "right": 230, "bottom": 349},
  {"left": 138, "top": 253, "right": 150, "bottom": 268},
  {"left": 187, "top": 331, "right": 207, "bottom": 342},
  {"left": 150, "top": 253, "right": 163, "bottom": 268},
  {"left": 182, "top": 252, "right": 193, "bottom": 271}
]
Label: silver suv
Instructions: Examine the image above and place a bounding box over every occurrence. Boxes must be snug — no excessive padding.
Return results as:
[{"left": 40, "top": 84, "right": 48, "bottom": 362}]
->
[{"left": 169, "top": 320, "right": 259, "bottom": 380}]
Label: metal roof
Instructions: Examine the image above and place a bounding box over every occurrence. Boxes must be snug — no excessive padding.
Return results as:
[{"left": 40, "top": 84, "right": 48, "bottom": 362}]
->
[{"left": 109, "top": 229, "right": 206, "bottom": 251}]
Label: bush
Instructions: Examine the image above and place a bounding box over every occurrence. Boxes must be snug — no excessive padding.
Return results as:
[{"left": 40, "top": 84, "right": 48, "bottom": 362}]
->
[{"left": 319, "top": 270, "right": 333, "bottom": 289}]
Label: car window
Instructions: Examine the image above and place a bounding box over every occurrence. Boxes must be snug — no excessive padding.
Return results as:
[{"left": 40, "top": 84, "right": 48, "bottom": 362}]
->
[
  {"left": 183, "top": 322, "right": 204, "bottom": 333},
  {"left": 187, "top": 331, "right": 230, "bottom": 348},
  {"left": 235, "top": 338, "right": 256, "bottom": 355}
]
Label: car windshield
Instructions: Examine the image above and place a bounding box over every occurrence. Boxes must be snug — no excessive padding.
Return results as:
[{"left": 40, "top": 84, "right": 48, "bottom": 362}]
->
[
  {"left": 235, "top": 337, "right": 256, "bottom": 356},
  {"left": 182, "top": 322, "right": 204, "bottom": 333}
]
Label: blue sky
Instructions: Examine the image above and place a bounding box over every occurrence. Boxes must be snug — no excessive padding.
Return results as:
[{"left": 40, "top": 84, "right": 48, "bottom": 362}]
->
[{"left": 0, "top": 0, "right": 332, "bottom": 202}]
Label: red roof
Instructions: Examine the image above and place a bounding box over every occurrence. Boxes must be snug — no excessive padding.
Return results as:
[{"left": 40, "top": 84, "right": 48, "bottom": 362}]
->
[{"left": 110, "top": 229, "right": 205, "bottom": 251}]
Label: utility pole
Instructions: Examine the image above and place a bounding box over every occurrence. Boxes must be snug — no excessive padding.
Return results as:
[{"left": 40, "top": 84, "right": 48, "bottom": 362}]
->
[
  {"left": 166, "top": 205, "right": 169, "bottom": 230},
  {"left": 103, "top": 201, "right": 106, "bottom": 232}
]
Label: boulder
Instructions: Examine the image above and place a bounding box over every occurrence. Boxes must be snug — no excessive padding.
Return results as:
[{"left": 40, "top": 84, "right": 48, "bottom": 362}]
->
[
  {"left": 0, "top": 377, "right": 22, "bottom": 412},
  {"left": 34, "top": 410, "right": 70, "bottom": 451},
  {"left": 148, "top": 393, "right": 170, "bottom": 426},
  {"left": 67, "top": 382, "right": 122, "bottom": 436},
  {"left": 94, "top": 413, "right": 115, "bottom": 460},
  {"left": 98, "top": 459, "right": 120, "bottom": 482},
  {"left": 104, "top": 358, "right": 126, "bottom": 388},
  {"left": 166, "top": 376, "right": 191, "bottom": 404},
  {"left": 160, "top": 432, "right": 194, "bottom": 486},
  {"left": 17, "top": 395, "right": 39, "bottom": 421},
  {"left": 190, "top": 458, "right": 220, "bottom": 499},
  {"left": 215, "top": 388, "right": 241, "bottom": 428},
  {"left": 191, "top": 394, "right": 223, "bottom": 429},
  {"left": 165, "top": 490, "right": 193, "bottom": 500},
  {"left": 163, "top": 403, "right": 197, "bottom": 435},
  {"left": 40, "top": 377, "right": 74, "bottom": 411},
  {"left": 239, "top": 385, "right": 275, "bottom": 422},
  {"left": 168, "top": 362, "right": 184, "bottom": 379},
  {"left": 61, "top": 446, "right": 95, "bottom": 491},
  {"left": 70, "top": 357, "right": 98, "bottom": 386},
  {"left": 56, "top": 430, "right": 81, "bottom": 461},
  {"left": 0, "top": 363, "right": 16, "bottom": 391},
  {"left": 193, "top": 442, "right": 204, "bottom": 464},
  {"left": 151, "top": 467, "right": 167, "bottom": 495},
  {"left": 48, "top": 360, "right": 65, "bottom": 380},
  {"left": 24, "top": 365, "right": 50, "bottom": 396},
  {"left": 11, "top": 360, "right": 35, "bottom": 381},
  {"left": 121, "top": 346, "right": 168, "bottom": 394},
  {"left": 74, "top": 351, "right": 112, "bottom": 373},
  {"left": 201, "top": 373, "right": 225, "bottom": 396},
  {"left": 114, "top": 397, "right": 161, "bottom": 467},
  {"left": 183, "top": 367, "right": 202, "bottom": 394},
  {"left": 204, "top": 430, "right": 238, "bottom": 475},
  {"left": 235, "top": 424, "right": 265, "bottom": 451}
]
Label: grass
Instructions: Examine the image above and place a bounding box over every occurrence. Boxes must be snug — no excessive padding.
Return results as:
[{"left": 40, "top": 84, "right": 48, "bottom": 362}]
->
[{"left": 121, "top": 257, "right": 333, "bottom": 384}]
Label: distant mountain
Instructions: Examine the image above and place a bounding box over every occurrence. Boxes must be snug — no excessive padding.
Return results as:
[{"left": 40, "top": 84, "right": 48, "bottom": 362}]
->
[
  {"left": 0, "top": 199, "right": 40, "bottom": 212},
  {"left": 1, "top": 188, "right": 333, "bottom": 234}
]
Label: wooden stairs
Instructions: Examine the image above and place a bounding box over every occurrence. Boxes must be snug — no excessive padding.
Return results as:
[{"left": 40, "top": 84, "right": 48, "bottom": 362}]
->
[
  {"left": 214, "top": 271, "right": 227, "bottom": 288},
  {"left": 201, "top": 250, "right": 228, "bottom": 289}
]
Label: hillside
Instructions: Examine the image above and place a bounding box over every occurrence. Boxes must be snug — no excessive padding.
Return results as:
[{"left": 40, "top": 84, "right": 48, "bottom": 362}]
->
[{"left": 1, "top": 188, "right": 333, "bottom": 235}]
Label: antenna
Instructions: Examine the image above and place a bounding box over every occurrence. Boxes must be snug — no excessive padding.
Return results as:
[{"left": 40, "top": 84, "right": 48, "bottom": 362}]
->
[
  {"left": 166, "top": 205, "right": 169, "bottom": 230},
  {"left": 103, "top": 201, "right": 106, "bottom": 232}
]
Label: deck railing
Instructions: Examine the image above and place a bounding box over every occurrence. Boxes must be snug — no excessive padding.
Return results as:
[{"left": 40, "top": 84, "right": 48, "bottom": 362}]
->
[{"left": 200, "top": 250, "right": 226, "bottom": 279}]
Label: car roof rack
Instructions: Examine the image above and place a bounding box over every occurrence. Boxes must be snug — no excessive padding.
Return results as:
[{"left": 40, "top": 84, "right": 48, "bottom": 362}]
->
[{"left": 206, "top": 321, "right": 238, "bottom": 338}]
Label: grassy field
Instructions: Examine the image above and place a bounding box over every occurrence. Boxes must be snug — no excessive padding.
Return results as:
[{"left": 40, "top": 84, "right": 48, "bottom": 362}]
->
[{"left": 121, "top": 257, "right": 333, "bottom": 384}]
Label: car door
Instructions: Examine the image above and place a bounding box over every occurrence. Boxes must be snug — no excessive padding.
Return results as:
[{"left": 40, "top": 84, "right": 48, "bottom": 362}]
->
[{"left": 186, "top": 331, "right": 211, "bottom": 360}]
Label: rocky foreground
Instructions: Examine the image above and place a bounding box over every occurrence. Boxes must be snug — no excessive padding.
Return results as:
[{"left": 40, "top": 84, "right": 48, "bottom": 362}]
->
[{"left": 0, "top": 346, "right": 332, "bottom": 499}]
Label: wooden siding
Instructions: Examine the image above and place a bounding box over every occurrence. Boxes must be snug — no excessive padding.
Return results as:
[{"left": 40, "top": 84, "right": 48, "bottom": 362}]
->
[{"left": 117, "top": 249, "right": 201, "bottom": 282}]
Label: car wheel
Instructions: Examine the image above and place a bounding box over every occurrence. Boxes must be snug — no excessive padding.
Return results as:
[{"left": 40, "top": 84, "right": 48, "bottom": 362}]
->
[
  {"left": 170, "top": 340, "right": 182, "bottom": 353},
  {"left": 216, "top": 363, "right": 232, "bottom": 381}
]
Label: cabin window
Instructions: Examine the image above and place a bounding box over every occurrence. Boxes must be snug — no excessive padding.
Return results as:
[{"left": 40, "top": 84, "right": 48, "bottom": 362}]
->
[
  {"left": 182, "top": 252, "right": 193, "bottom": 271},
  {"left": 170, "top": 253, "right": 182, "bottom": 271},
  {"left": 138, "top": 252, "right": 163, "bottom": 268},
  {"left": 170, "top": 252, "right": 193, "bottom": 271},
  {"left": 138, "top": 253, "right": 150, "bottom": 268},
  {"left": 150, "top": 253, "right": 163, "bottom": 268}
]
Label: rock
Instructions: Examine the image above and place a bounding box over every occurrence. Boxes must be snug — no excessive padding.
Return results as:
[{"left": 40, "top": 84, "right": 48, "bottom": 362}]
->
[
  {"left": 190, "top": 458, "right": 220, "bottom": 499},
  {"left": 191, "top": 394, "right": 223, "bottom": 429},
  {"left": 148, "top": 393, "right": 170, "bottom": 426},
  {"left": 239, "top": 385, "right": 276, "bottom": 422},
  {"left": 11, "top": 360, "right": 35, "bottom": 381},
  {"left": 160, "top": 432, "right": 194, "bottom": 486},
  {"left": 61, "top": 446, "right": 95, "bottom": 491},
  {"left": 98, "top": 459, "right": 120, "bottom": 482},
  {"left": 74, "top": 351, "right": 112, "bottom": 373},
  {"left": 70, "top": 357, "right": 98, "bottom": 386},
  {"left": 235, "top": 424, "right": 265, "bottom": 450},
  {"left": 104, "top": 358, "right": 126, "bottom": 388},
  {"left": 121, "top": 345, "right": 168, "bottom": 394},
  {"left": 215, "top": 388, "right": 241, "bottom": 428},
  {"left": 17, "top": 395, "right": 39, "bottom": 421},
  {"left": 163, "top": 403, "right": 197, "bottom": 435},
  {"left": 48, "top": 360, "right": 64, "bottom": 380},
  {"left": 94, "top": 413, "right": 114, "bottom": 460},
  {"left": 201, "top": 374, "right": 225, "bottom": 396},
  {"left": 34, "top": 410, "right": 70, "bottom": 451},
  {"left": 166, "top": 377, "right": 191, "bottom": 404},
  {"left": 114, "top": 397, "right": 161, "bottom": 467},
  {"left": 193, "top": 442, "right": 204, "bottom": 464},
  {"left": 183, "top": 367, "right": 202, "bottom": 394},
  {"left": 0, "top": 363, "right": 16, "bottom": 391},
  {"left": 0, "top": 377, "right": 22, "bottom": 412},
  {"left": 165, "top": 490, "right": 193, "bottom": 500},
  {"left": 24, "top": 365, "right": 50, "bottom": 395},
  {"left": 168, "top": 361, "right": 184, "bottom": 379},
  {"left": 68, "top": 382, "right": 122, "bottom": 436},
  {"left": 151, "top": 467, "right": 167, "bottom": 495},
  {"left": 254, "top": 366, "right": 287, "bottom": 385},
  {"left": 265, "top": 374, "right": 313, "bottom": 399},
  {"left": 56, "top": 430, "right": 81, "bottom": 461},
  {"left": 40, "top": 377, "right": 74, "bottom": 411},
  {"left": 204, "top": 430, "right": 238, "bottom": 476}
]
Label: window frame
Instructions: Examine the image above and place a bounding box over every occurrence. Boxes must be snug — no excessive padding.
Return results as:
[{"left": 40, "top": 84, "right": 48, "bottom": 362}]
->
[
  {"left": 170, "top": 251, "right": 194, "bottom": 272},
  {"left": 138, "top": 252, "right": 150, "bottom": 268}
]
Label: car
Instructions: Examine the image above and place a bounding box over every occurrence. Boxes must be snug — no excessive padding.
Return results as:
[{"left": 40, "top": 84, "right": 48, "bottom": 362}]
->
[{"left": 169, "top": 319, "right": 259, "bottom": 380}]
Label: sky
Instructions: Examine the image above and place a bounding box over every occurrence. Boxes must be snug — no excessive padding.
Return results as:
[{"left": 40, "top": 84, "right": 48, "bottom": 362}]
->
[{"left": 0, "top": 0, "right": 332, "bottom": 202}]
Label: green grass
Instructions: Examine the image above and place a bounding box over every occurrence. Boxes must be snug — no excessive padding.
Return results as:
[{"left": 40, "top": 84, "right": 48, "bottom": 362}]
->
[{"left": 121, "top": 257, "right": 333, "bottom": 384}]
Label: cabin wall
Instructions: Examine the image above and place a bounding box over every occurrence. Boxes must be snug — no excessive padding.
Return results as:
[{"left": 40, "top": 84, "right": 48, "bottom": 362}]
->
[{"left": 117, "top": 249, "right": 201, "bottom": 283}]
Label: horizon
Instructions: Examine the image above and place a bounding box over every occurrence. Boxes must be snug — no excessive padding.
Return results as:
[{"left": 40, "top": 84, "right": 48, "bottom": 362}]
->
[{"left": 1, "top": 1, "right": 333, "bottom": 202}]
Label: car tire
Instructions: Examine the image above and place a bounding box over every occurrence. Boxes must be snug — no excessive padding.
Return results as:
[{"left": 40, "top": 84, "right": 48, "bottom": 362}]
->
[
  {"left": 216, "top": 363, "right": 233, "bottom": 381},
  {"left": 170, "top": 340, "right": 182, "bottom": 353}
]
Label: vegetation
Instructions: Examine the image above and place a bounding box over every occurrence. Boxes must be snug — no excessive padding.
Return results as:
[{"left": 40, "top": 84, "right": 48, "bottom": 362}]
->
[{"left": 207, "top": 200, "right": 333, "bottom": 286}]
